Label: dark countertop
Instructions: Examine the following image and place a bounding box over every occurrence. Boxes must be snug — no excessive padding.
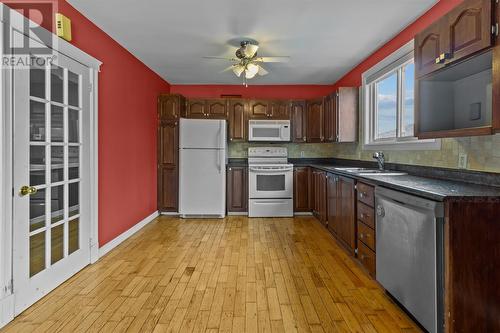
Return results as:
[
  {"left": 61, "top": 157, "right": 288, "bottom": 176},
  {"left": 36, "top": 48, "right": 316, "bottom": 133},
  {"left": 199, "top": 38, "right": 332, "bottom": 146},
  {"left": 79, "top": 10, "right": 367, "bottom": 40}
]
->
[
  {"left": 228, "top": 158, "right": 500, "bottom": 201},
  {"left": 308, "top": 164, "right": 500, "bottom": 201}
]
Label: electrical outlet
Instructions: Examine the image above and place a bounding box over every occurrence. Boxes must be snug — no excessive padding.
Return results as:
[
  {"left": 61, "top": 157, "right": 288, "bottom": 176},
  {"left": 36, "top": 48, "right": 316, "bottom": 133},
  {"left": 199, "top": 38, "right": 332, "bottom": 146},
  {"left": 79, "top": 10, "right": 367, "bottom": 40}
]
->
[
  {"left": 300, "top": 151, "right": 305, "bottom": 158},
  {"left": 458, "top": 153, "right": 468, "bottom": 169}
]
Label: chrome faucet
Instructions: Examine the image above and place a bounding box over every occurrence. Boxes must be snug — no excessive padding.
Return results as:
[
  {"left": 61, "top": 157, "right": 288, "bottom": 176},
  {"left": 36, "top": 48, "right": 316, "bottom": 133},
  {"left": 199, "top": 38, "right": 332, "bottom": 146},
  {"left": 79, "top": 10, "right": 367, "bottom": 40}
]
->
[{"left": 373, "top": 152, "right": 385, "bottom": 171}]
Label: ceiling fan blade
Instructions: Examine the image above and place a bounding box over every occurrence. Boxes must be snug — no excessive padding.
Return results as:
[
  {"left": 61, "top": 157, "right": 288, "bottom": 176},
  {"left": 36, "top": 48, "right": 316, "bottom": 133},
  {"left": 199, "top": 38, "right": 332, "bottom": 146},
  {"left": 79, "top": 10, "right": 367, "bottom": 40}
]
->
[
  {"left": 257, "top": 65, "right": 269, "bottom": 76},
  {"left": 254, "top": 56, "right": 290, "bottom": 63},
  {"left": 220, "top": 65, "right": 234, "bottom": 73},
  {"left": 203, "top": 56, "right": 239, "bottom": 61},
  {"left": 243, "top": 44, "right": 259, "bottom": 58}
]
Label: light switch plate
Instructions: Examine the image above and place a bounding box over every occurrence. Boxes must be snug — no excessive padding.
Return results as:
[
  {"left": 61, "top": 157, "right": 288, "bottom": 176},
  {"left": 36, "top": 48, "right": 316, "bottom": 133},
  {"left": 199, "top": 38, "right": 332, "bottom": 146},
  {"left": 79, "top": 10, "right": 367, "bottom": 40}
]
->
[{"left": 458, "top": 153, "right": 468, "bottom": 169}]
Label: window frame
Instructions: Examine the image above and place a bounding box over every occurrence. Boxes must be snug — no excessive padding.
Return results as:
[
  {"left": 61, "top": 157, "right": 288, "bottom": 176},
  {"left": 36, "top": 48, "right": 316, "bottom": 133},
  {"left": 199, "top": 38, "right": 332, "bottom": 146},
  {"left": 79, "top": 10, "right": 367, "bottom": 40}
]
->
[{"left": 361, "top": 40, "right": 440, "bottom": 151}]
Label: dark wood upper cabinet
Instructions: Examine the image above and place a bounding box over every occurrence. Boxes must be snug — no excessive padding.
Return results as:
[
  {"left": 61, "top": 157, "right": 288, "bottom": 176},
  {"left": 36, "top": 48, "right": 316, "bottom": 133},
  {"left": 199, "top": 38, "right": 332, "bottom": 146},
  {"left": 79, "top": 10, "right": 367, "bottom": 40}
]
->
[
  {"left": 447, "top": 0, "right": 492, "bottom": 63},
  {"left": 185, "top": 99, "right": 228, "bottom": 119},
  {"left": 206, "top": 99, "right": 228, "bottom": 119},
  {"left": 324, "top": 94, "right": 336, "bottom": 142},
  {"left": 248, "top": 100, "right": 270, "bottom": 119},
  {"left": 228, "top": 99, "right": 247, "bottom": 142},
  {"left": 307, "top": 98, "right": 325, "bottom": 143},
  {"left": 293, "top": 167, "right": 310, "bottom": 212},
  {"left": 291, "top": 100, "right": 307, "bottom": 143},
  {"left": 227, "top": 166, "right": 248, "bottom": 213},
  {"left": 415, "top": 0, "right": 492, "bottom": 78},
  {"left": 337, "top": 87, "right": 359, "bottom": 143},
  {"left": 269, "top": 100, "right": 291, "bottom": 119},
  {"left": 158, "top": 94, "right": 184, "bottom": 120},
  {"left": 415, "top": 20, "right": 449, "bottom": 78},
  {"left": 185, "top": 98, "right": 207, "bottom": 118}
]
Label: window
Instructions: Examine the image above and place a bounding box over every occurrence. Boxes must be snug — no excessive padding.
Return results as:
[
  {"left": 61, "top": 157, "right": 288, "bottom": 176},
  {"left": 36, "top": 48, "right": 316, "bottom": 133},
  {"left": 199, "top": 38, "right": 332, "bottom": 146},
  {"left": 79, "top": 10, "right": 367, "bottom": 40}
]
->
[{"left": 362, "top": 41, "right": 439, "bottom": 150}]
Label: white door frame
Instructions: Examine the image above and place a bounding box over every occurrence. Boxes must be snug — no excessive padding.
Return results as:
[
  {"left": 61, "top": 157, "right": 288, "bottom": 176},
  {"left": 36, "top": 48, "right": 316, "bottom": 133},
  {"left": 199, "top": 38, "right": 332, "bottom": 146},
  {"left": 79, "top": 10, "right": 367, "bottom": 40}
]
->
[{"left": 0, "top": 3, "right": 101, "bottom": 327}]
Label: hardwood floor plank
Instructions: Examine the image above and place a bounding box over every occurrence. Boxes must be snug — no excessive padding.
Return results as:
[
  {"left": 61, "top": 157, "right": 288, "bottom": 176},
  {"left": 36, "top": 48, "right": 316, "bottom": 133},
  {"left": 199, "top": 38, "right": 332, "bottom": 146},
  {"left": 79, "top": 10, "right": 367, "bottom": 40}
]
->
[{"left": 2, "top": 216, "right": 421, "bottom": 333}]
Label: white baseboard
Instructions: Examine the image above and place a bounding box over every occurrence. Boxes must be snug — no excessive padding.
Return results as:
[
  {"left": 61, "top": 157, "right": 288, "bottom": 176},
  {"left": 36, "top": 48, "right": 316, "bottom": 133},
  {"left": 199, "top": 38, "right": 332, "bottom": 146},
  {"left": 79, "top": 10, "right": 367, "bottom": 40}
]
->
[
  {"left": 159, "top": 211, "right": 179, "bottom": 216},
  {"left": 294, "top": 212, "right": 313, "bottom": 216},
  {"left": 227, "top": 212, "right": 248, "bottom": 216},
  {"left": 0, "top": 294, "right": 14, "bottom": 329},
  {"left": 98, "top": 211, "right": 159, "bottom": 258}
]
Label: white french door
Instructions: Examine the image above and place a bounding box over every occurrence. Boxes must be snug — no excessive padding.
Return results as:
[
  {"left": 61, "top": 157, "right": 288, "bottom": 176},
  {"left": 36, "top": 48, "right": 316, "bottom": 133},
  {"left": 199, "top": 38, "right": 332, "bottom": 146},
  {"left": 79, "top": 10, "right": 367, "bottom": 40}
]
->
[{"left": 12, "top": 31, "right": 92, "bottom": 315}]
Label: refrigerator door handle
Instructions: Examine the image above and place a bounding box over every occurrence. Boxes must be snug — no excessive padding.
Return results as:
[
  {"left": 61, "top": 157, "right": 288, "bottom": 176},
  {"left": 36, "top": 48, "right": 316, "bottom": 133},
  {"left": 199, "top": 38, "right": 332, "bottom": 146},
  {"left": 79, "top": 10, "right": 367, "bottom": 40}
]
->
[{"left": 217, "top": 149, "right": 221, "bottom": 174}]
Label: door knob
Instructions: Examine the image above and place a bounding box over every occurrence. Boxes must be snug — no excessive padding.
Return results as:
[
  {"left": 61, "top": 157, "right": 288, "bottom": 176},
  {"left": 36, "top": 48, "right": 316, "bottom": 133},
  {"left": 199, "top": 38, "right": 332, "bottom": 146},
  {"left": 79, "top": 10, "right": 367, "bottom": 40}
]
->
[{"left": 20, "top": 186, "right": 37, "bottom": 196}]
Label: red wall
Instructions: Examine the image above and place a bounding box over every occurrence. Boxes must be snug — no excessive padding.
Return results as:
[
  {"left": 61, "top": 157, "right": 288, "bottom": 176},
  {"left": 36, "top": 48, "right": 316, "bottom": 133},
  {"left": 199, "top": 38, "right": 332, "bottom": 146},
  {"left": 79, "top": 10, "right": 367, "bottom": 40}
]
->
[
  {"left": 171, "top": 85, "right": 332, "bottom": 99},
  {"left": 3, "top": 1, "right": 171, "bottom": 246},
  {"left": 332, "top": 0, "right": 463, "bottom": 89}
]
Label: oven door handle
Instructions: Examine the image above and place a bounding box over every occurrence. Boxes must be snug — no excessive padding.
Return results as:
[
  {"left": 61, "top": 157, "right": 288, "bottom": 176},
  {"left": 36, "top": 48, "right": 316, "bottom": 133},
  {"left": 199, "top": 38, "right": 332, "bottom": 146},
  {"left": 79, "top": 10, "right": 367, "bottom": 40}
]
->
[{"left": 249, "top": 166, "right": 293, "bottom": 172}]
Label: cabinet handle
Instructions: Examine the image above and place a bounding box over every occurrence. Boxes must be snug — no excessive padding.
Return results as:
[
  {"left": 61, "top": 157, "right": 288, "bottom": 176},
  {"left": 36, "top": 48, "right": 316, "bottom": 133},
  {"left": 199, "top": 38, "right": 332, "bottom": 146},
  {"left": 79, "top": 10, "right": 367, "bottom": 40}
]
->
[
  {"left": 303, "top": 137, "right": 307, "bottom": 142},
  {"left": 359, "top": 192, "right": 367, "bottom": 198},
  {"left": 230, "top": 138, "right": 233, "bottom": 141},
  {"left": 229, "top": 167, "right": 232, "bottom": 171},
  {"left": 360, "top": 213, "right": 365, "bottom": 219},
  {"left": 360, "top": 233, "right": 364, "bottom": 239}
]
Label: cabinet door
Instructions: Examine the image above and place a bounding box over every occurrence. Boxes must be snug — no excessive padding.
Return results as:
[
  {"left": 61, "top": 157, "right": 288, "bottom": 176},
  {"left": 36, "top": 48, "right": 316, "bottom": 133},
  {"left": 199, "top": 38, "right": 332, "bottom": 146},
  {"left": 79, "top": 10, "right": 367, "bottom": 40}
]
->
[
  {"left": 158, "top": 94, "right": 184, "bottom": 120},
  {"left": 337, "top": 88, "right": 358, "bottom": 142},
  {"left": 228, "top": 99, "right": 247, "bottom": 142},
  {"left": 339, "top": 176, "right": 356, "bottom": 251},
  {"left": 269, "top": 100, "right": 291, "bottom": 119},
  {"left": 324, "top": 94, "right": 336, "bottom": 142},
  {"left": 327, "top": 175, "right": 340, "bottom": 235},
  {"left": 447, "top": 0, "right": 492, "bottom": 63},
  {"left": 248, "top": 100, "right": 270, "bottom": 119},
  {"left": 294, "top": 167, "right": 310, "bottom": 212},
  {"left": 307, "top": 98, "right": 324, "bottom": 142},
  {"left": 318, "top": 172, "right": 327, "bottom": 225},
  {"left": 207, "top": 99, "right": 228, "bottom": 119},
  {"left": 291, "top": 100, "right": 307, "bottom": 142},
  {"left": 227, "top": 166, "right": 248, "bottom": 212},
  {"left": 415, "top": 20, "right": 448, "bottom": 78},
  {"left": 186, "top": 98, "right": 207, "bottom": 118},
  {"left": 158, "top": 120, "right": 179, "bottom": 211}
]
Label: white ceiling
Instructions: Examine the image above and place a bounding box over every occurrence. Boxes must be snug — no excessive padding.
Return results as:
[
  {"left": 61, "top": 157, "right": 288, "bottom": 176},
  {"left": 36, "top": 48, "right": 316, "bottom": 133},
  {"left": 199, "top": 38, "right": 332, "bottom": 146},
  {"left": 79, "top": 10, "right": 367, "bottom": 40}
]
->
[{"left": 67, "top": 0, "right": 437, "bottom": 85}]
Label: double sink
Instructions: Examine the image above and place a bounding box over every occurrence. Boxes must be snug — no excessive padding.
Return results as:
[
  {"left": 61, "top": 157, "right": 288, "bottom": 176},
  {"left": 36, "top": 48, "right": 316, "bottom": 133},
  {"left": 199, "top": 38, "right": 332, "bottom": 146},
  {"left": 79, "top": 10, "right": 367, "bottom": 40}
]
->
[{"left": 333, "top": 167, "right": 407, "bottom": 177}]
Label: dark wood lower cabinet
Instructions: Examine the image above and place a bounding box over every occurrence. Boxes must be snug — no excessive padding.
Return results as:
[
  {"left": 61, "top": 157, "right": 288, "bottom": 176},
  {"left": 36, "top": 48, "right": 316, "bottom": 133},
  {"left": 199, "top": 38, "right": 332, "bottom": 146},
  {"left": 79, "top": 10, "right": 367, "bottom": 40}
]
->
[
  {"left": 293, "top": 167, "right": 310, "bottom": 212},
  {"left": 227, "top": 166, "right": 248, "bottom": 213},
  {"left": 326, "top": 173, "right": 356, "bottom": 254},
  {"left": 311, "top": 169, "right": 327, "bottom": 225}
]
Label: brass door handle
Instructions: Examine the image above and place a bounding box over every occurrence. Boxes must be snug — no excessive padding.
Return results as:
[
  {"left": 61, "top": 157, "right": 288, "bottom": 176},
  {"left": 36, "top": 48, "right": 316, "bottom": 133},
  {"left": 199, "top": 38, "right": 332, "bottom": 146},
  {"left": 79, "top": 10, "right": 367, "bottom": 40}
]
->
[{"left": 20, "top": 186, "right": 37, "bottom": 196}]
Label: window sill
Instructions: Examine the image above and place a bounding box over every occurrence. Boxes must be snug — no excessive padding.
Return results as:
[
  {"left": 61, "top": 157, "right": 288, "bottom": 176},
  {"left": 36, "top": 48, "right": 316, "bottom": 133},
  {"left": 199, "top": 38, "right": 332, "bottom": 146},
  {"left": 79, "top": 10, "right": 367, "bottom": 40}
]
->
[{"left": 363, "top": 138, "right": 441, "bottom": 151}]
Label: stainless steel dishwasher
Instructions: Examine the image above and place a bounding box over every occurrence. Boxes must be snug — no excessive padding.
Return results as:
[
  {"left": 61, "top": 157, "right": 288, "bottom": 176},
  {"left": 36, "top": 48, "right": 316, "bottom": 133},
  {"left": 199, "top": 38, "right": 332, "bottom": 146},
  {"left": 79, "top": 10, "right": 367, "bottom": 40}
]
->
[{"left": 375, "top": 187, "right": 444, "bottom": 333}]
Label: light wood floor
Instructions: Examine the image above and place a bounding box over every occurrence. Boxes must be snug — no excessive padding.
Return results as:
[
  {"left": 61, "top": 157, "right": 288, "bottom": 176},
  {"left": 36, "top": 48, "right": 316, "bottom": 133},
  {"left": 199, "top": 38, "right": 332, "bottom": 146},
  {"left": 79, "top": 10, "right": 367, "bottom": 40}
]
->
[{"left": 2, "top": 216, "right": 422, "bottom": 332}]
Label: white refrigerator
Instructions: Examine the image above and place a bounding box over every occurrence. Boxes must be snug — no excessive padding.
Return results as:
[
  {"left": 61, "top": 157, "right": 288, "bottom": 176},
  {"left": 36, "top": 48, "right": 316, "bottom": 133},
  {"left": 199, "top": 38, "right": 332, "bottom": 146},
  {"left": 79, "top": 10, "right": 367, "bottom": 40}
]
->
[{"left": 179, "top": 118, "right": 227, "bottom": 218}]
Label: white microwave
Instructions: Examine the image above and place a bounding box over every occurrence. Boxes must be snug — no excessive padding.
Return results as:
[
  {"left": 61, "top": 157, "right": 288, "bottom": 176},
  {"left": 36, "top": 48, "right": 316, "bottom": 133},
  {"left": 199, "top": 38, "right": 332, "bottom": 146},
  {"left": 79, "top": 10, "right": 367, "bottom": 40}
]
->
[{"left": 248, "top": 120, "right": 291, "bottom": 142}]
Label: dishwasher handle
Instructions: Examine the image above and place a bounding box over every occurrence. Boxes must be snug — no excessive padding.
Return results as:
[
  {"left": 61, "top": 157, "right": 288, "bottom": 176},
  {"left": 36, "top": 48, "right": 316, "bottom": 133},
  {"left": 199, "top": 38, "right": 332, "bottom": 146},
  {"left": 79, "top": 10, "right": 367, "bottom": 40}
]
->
[{"left": 375, "top": 186, "right": 444, "bottom": 218}]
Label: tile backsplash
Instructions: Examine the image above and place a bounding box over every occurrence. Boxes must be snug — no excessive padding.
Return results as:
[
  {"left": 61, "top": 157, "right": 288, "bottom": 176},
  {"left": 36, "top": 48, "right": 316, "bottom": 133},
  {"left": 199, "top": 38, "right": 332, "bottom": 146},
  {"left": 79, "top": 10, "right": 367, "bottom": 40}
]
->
[{"left": 229, "top": 133, "right": 500, "bottom": 173}]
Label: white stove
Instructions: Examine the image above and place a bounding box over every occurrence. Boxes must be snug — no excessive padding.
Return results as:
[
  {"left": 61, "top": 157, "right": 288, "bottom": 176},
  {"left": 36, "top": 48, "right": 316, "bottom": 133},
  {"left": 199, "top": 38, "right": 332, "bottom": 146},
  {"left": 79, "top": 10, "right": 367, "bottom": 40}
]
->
[{"left": 248, "top": 147, "right": 294, "bottom": 217}]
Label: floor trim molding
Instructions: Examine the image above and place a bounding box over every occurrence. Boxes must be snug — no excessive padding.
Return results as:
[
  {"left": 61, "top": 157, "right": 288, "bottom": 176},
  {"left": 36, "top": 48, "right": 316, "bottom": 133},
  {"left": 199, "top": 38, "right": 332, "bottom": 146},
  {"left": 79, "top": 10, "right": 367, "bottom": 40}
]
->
[{"left": 98, "top": 211, "right": 159, "bottom": 258}]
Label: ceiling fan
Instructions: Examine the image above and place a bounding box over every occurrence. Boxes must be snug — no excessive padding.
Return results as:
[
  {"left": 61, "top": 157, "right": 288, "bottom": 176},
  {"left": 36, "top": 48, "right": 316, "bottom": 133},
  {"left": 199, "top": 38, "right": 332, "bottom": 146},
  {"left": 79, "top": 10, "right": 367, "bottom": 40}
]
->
[{"left": 203, "top": 41, "right": 290, "bottom": 86}]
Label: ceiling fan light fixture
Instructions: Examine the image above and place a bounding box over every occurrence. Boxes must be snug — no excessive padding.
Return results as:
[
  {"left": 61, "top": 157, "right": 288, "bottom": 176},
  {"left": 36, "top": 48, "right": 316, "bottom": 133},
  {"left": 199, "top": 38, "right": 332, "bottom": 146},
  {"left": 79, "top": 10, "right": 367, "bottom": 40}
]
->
[
  {"left": 246, "top": 63, "right": 259, "bottom": 75},
  {"left": 232, "top": 65, "right": 245, "bottom": 77}
]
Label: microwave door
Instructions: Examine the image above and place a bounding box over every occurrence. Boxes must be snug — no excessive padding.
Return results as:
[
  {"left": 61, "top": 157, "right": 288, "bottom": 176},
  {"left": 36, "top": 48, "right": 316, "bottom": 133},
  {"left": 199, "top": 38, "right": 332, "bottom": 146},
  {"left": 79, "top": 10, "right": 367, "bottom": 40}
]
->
[{"left": 250, "top": 125, "right": 281, "bottom": 141}]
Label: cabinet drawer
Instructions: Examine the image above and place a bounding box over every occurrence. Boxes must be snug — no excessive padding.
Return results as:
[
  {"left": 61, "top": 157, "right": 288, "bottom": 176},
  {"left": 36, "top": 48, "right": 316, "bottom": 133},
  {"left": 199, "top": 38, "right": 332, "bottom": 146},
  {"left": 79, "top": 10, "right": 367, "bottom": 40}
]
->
[
  {"left": 357, "top": 221, "right": 375, "bottom": 251},
  {"left": 357, "top": 182, "right": 374, "bottom": 207},
  {"left": 358, "top": 241, "right": 376, "bottom": 277},
  {"left": 357, "top": 202, "right": 374, "bottom": 228}
]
